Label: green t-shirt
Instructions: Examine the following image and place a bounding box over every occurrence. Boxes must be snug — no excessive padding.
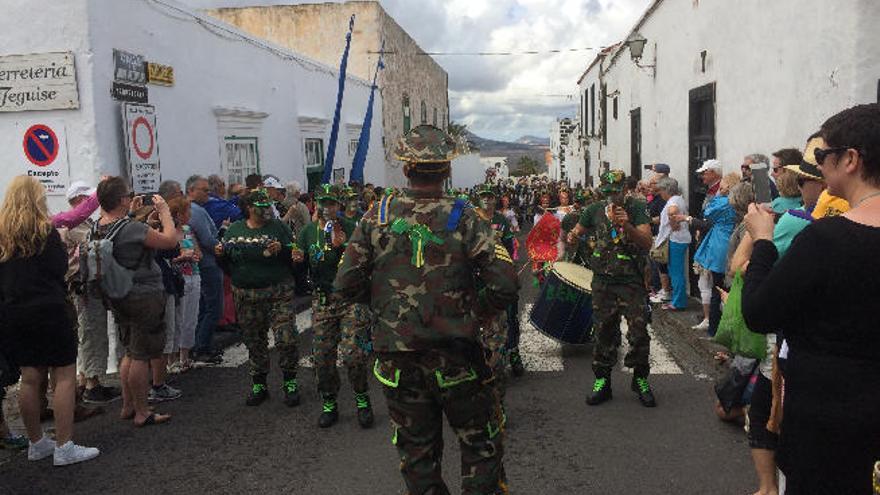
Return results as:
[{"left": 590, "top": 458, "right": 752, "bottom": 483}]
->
[
  {"left": 297, "top": 219, "right": 355, "bottom": 293},
  {"left": 577, "top": 198, "right": 650, "bottom": 285},
  {"left": 222, "top": 219, "right": 294, "bottom": 289}
]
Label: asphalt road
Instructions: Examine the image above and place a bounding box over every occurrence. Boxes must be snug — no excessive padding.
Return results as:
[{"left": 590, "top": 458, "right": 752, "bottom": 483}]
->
[{"left": 1, "top": 229, "right": 756, "bottom": 495}]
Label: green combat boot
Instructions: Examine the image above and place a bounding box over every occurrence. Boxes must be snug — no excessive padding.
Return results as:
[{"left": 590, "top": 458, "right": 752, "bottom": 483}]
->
[
  {"left": 246, "top": 383, "right": 269, "bottom": 407},
  {"left": 631, "top": 376, "right": 657, "bottom": 408},
  {"left": 586, "top": 377, "right": 612, "bottom": 406},
  {"left": 282, "top": 379, "right": 300, "bottom": 407},
  {"left": 318, "top": 395, "right": 339, "bottom": 428},
  {"left": 355, "top": 393, "right": 374, "bottom": 429},
  {"left": 509, "top": 349, "right": 525, "bottom": 378}
]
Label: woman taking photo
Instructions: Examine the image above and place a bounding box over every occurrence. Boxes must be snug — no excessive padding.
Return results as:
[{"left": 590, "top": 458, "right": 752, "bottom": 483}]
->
[
  {"left": 0, "top": 176, "right": 99, "bottom": 465},
  {"left": 742, "top": 104, "right": 880, "bottom": 494}
]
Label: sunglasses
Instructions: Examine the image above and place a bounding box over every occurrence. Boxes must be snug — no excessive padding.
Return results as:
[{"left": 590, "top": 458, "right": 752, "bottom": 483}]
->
[
  {"left": 813, "top": 147, "right": 848, "bottom": 165},
  {"left": 796, "top": 177, "right": 818, "bottom": 188}
]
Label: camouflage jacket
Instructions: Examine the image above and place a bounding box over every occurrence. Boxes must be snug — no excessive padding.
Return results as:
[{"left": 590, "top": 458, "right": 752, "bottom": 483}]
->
[{"left": 332, "top": 189, "right": 519, "bottom": 352}]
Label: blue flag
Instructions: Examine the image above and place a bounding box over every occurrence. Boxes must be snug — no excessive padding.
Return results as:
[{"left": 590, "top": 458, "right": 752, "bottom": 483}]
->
[
  {"left": 322, "top": 14, "right": 356, "bottom": 184},
  {"left": 350, "top": 43, "right": 385, "bottom": 185}
]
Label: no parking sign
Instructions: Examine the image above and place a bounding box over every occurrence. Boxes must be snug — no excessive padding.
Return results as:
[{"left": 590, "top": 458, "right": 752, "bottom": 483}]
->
[
  {"left": 122, "top": 103, "right": 161, "bottom": 194},
  {"left": 14, "top": 120, "right": 69, "bottom": 195}
]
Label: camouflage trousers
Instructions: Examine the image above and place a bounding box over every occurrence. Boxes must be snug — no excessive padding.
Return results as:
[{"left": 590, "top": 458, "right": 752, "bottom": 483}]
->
[
  {"left": 591, "top": 280, "right": 650, "bottom": 377},
  {"left": 312, "top": 297, "right": 370, "bottom": 396},
  {"left": 481, "top": 315, "right": 508, "bottom": 401},
  {"left": 233, "top": 283, "right": 299, "bottom": 380},
  {"left": 374, "top": 349, "right": 508, "bottom": 495}
]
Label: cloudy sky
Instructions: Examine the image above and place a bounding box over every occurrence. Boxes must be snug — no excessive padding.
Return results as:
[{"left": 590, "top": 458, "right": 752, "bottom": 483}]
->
[{"left": 182, "top": 0, "right": 652, "bottom": 141}]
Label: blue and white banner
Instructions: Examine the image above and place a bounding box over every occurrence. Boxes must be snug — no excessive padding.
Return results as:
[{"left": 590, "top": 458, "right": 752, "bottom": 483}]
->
[
  {"left": 322, "top": 14, "right": 355, "bottom": 184},
  {"left": 350, "top": 42, "right": 385, "bottom": 185}
]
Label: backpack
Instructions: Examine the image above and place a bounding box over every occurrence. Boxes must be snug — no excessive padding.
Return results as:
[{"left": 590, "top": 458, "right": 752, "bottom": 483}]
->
[{"left": 79, "top": 218, "right": 136, "bottom": 300}]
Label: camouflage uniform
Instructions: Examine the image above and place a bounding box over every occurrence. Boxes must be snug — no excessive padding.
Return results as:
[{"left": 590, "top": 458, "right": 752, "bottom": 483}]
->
[
  {"left": 234, "top": 283, "right": 299, "bottom": 378},
  {"left": 333, "top": 125, "right": 519, "bottom": 495},
  {"left": 577, "top": 171, "right": 652, "bottom": 379},
  {"left": 220, "top": 190, "right": 300, "bottom": 403}
]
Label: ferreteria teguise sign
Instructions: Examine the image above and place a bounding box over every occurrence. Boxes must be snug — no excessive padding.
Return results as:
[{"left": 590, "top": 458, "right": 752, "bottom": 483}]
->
[{"left": 0, "top": 52, "right": 79, "bottom": 112}]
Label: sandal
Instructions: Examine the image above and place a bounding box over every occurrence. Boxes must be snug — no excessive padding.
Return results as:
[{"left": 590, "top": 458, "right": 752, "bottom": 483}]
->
[
  {"left": 135, "top": 412, "right": 171, "bottom": 427},
  {"left": 660, "top": 303, "right": 681, "bottom": 311},
  {"left": 120, "top": 406, "right": 154, "bottom": 420}
]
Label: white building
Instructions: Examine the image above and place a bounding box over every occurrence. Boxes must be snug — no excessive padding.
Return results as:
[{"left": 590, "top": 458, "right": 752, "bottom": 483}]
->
[
  {"left": 0, "top": 0, "right": 385, "bottom": 212},
  {"left": 575, "top": 0, "right": 880, "bottom": 213},
  {"left": 549, "top": 117, "right": 577, "bottom": 184},
  {"left": 480, "top": 156, "right": 509, "bottom": 183},
  {"left": 450, "top": 153, "right": 484, "bottom": 189}
]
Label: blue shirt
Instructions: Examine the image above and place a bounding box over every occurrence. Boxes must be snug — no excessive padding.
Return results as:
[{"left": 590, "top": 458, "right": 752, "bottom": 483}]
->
[
  {"left": 204, "top": 194, "right": 244, "bottom": 229},
  {"left": 189, "top": 202, "right": 219, "bottom": 269},
  {"left": 694, "top": 196, "right": 737, "bottom": 273}
]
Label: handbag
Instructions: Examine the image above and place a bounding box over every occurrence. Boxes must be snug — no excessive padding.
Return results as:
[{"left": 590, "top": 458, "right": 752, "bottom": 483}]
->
[
  {"left": 714, "top": 271, "right": 767, "bottom": 360},
  {"left": 714, "top": 356, "right": 758, "bottom": 413},
  {"left": 649, "top": 238, "right": 669, "bottom": 264}
]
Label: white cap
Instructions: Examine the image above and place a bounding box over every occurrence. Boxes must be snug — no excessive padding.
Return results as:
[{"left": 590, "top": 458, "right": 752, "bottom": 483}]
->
[
  {"left": 262, "top": 176, "right": 283, "bottom": 189},
  {"left": 695, "top": 159, "right": 722, "bottom": 174},
  {"left": 66, "top": 180, "right": 95, "bottom": 200}
]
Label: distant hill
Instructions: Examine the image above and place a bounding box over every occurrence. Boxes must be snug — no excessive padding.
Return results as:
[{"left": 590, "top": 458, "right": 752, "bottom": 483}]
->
[
  {"left": 464, "top": 131, "right": 548, "bottom": 174},
  {"left": 515, "top": 135, "right": 551, "bottom": 146}
]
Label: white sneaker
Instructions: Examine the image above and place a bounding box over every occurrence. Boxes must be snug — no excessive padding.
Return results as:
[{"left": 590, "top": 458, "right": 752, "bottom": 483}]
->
[
  {"left": 649, "top": 290, "right": 670, "bottom": 304},
  {"left": 27, "top": 435, "right": 55, "bottom": 461},
  {"left": 53, "top": 440, "right": 100, "bottom": 466},
  {"left": 692, "top": 319, "right": 710, "bottom": 331}
]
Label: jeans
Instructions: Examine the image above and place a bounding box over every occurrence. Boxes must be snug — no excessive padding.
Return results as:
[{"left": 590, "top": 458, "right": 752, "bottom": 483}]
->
[
  {"left": 707, "top": 271, "right": 726, "bottom": 337},
  {"left": 668, "top": 242, "right": 689, "bottom": 309},
  {"left": 195, "top": 265, "right": 223, "bottom": 355}
]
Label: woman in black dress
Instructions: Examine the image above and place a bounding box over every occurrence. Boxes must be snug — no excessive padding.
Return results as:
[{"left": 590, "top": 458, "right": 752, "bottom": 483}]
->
[
  {"left": 0, "top": 176, "right": 99, "bottom": 466},
  {"left": 742, "top": 104, "right": 880, "bottom": 494}
]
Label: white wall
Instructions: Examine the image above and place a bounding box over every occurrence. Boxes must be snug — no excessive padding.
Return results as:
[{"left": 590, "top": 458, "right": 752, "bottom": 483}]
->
[
  {"left": 0, "top": 0, "right": 385, "bottom": 213},
  {"left": 450, "top": 153, "right": 484, "bottom": 189},
  {"left": 578, "top": 0, "right": 880, "bottom": 201}
]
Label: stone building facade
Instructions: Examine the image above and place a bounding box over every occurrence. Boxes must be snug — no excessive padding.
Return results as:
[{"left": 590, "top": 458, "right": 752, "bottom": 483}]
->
[{"left": 206, "top": 1, "right": 449, "bottom": 187}]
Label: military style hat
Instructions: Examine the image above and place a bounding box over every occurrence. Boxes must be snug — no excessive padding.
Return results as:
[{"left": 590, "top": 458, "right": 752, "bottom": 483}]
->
[
  {"left": 475, "top": 184, "right": 497, "bottom": 197},
  {"left": 598, "top": 169, "right": 627, "bottom": 195},
  {"left": 244, "top": 189, "right": 273, "bottom": 208},
  {"left": 315, "top": 184, "right": 342, "bottom": 203},
  {"left": 395, "top": 125, "right": 459, "bottom": 168}
]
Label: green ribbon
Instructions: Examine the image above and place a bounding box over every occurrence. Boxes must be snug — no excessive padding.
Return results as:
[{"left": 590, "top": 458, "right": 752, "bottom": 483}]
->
[{"left": 390, "top": 218, "right": 444, "bottom": 267}]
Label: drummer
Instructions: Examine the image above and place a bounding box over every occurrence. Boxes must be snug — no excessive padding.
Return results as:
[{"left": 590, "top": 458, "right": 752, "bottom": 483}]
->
[{"left": 566, "top": 170, "right": 657, "bottom": 408}]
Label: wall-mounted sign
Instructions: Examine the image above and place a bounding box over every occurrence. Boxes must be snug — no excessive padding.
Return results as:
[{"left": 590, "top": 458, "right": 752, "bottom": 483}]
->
[
  {"left": 0, "top": 52, "right": 79, "bottom": 112},
  {"left": 146, "top": 62, "right": 174, "bottom": 86},
  {"left": 122, "top": 103, "right": 161, "bottom": 194},
  {"left": 15, "top": 120, "right": 70, "bottom": 195},
  {"left": 113, "top": 49, "right": 145, "bottom": 84},
  {"left": 111, "top": 81, "right": 148, "bottom": 104}
]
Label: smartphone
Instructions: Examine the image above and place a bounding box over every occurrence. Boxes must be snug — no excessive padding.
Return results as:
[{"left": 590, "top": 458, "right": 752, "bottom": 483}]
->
[
  {"left": 644, "top": 164, "right": 654, "bottom": 170},
  {"left": 141, "top": 194, "right": 154, "bottom": 206},
  {"left": 751, "top": 163, "right": 772, "bottom": 204}
]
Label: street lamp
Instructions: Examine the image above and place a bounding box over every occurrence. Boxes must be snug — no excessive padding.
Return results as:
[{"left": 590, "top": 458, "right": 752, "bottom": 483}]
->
[{"left": 625, "top": 31, "right": 656, "bottom": 77}]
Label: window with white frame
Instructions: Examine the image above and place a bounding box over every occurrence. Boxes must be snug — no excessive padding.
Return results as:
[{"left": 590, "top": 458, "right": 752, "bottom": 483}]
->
[
  {"left": 224, "top": 137, "right": 259, "bottom": 187},
  {"left": 349, "top": 139, "right": 359, "bottom": 156},
  {"left": 304, "top": 138, "right": 325, "bottom": 169}
]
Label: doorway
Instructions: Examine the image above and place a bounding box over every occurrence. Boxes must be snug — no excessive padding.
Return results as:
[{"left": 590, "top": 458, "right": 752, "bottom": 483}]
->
[
  {"left": 630, "top": 108, "right": 642, "bottom": 181},
  {"left": 688, "top": 83, "right": 716, "bottom": 215}
]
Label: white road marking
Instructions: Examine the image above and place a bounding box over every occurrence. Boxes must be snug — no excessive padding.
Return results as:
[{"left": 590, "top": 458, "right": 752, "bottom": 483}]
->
[
  {"left": 618, "top": 321, "right": 683, "bottom": 375},
  {"left": 213, "top": 309, "right": 316, "bottom": 369},
  {"left": 213, "top": 306, "right": 681, "bottom": 375},
  {"left": 518, "top": 303, "right": 565, "bottom": 372}
]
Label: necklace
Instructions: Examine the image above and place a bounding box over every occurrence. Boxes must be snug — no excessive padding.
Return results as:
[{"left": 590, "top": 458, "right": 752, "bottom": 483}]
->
[{"left": 853, "top": 190, "right": 880, "bottom": 209}]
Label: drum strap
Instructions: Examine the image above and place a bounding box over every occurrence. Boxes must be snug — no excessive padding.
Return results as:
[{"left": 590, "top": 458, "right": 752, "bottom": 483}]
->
[{"left": 446, "top": 198, "right": 467, "bottom": 232}]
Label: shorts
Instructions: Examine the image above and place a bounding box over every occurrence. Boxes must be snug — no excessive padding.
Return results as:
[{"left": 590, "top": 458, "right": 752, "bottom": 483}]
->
[
  {"left": 111, "top": 291, "right": 166, "bottom": 361},
  {"left": 747, "top": 373, "right": 779, "bottom": 450}
]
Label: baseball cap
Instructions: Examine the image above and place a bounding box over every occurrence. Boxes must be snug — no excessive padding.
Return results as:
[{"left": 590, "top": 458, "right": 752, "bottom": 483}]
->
[
  {"left": 695, "top": 159, "right": 722, "bottom": 174},
  {"left": 66, "top": 180, "right": 95, "bottom": 201},
  {"left": 262, "top": 175, "right": 284, "bottom": 189},
  {"left": 652, "top": 163, "right": 670, "bottom": 174}
]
